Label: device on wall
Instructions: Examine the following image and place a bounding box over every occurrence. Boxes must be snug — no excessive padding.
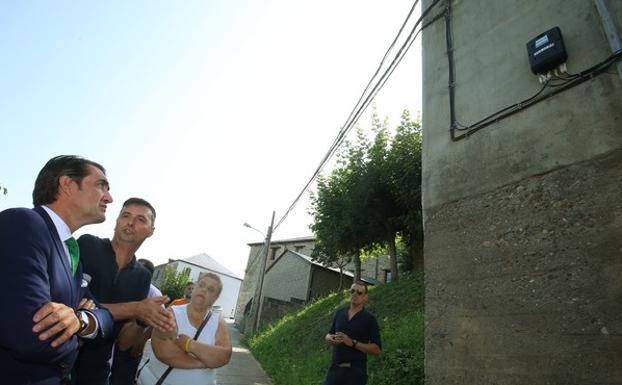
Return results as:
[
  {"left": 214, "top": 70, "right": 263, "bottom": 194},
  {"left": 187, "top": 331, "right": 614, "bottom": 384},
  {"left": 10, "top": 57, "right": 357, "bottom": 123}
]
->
[{"left": 526, "top": 27, "right": 568, "bottom": 75}]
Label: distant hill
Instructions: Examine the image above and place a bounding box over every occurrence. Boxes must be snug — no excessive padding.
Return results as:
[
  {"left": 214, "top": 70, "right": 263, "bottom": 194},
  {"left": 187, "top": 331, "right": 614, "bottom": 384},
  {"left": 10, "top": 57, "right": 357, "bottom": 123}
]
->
[{"left": 246, "top": 272, "right": 424, "bottom": 385}]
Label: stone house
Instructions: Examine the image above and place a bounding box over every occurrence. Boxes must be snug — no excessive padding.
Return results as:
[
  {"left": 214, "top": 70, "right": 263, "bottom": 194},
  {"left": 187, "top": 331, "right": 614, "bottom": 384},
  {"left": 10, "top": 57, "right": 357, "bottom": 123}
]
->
[
  {"left": 235, "top": 235, "right": 392, "bottom": 333},
  {"left": 257, "top": 249, "right": 358, "bottom": 328},
  {"left": 234, "top": 236, "right": 316, "bottom": 331}
]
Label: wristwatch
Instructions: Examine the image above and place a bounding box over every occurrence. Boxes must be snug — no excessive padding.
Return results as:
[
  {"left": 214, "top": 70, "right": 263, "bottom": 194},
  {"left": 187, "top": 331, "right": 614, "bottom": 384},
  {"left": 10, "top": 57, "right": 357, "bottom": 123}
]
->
[
  {"left": 76, "top": 310, "right": 89, "bottom": 334},
  {"left": 351, "top": 339, "right": 358, "bottom": 348}
]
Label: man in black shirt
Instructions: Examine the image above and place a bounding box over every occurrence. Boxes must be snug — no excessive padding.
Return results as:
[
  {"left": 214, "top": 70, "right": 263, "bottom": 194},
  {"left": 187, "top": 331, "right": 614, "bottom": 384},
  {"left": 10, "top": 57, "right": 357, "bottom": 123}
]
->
[
  {"left": 73, "top": 198, "right": 175, "bottom": 385},
  {"left": 323, "top": 281, "right": 382, "bottom": 385}
]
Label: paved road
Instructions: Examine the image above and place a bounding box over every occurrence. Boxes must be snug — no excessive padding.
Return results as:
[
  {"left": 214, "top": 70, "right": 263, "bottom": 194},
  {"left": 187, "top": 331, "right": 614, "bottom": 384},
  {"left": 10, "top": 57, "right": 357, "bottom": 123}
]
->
[{"left": 216, "top": 319, "right": 273, "bottom": 385}]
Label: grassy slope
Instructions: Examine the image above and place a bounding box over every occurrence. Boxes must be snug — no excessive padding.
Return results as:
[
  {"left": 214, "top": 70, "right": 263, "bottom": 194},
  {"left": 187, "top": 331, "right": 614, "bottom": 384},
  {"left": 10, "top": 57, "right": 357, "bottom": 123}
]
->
[{"left": 247, "top": 272, "right": 424, "bottom": 385}]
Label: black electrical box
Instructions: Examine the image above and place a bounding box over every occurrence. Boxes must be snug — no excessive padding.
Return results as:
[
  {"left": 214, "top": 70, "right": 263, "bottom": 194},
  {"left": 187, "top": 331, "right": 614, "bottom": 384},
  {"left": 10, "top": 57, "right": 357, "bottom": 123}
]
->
[{"left": 526, "top": 27, "right": 567, "bottom": 74}]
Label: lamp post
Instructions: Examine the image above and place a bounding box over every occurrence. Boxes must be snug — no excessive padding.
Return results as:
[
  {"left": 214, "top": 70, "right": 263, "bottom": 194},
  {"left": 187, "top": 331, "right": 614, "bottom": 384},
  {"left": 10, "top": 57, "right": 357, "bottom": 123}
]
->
[{"left": 244, "top": 211, "right": 275, "bottom": 333}]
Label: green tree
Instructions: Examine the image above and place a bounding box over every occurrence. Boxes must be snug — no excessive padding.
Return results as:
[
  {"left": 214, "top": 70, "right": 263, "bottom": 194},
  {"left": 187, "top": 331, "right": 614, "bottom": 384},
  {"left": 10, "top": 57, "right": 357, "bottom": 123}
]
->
[
  {"left": 386, "top": 110, "right": 423, "bottom": 272},
  {"left": 310, "top": 128, "right": 372, "bottom": 281},
  {"left": 158, "top": 265, "right": 191, "bottom": 300},
  {"left": 310, "top": 108, "right": 423, "bottom": 282},
  {"left": 360, "top": 108, "right": 403, "bottom": 280}
]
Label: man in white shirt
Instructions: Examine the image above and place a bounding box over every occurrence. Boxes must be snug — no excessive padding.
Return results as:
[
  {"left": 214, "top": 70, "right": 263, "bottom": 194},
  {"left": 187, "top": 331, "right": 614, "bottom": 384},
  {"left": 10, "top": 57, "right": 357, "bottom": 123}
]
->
[{"left": 0, "top": 155, "right": 115, "bottom": 385}]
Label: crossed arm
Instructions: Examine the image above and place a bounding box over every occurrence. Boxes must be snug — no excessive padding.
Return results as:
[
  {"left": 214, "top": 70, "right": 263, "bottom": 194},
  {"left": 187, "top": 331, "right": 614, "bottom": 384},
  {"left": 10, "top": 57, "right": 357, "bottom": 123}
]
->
[{"left": 152, "top": 316, "right": 232, "bottom": 369}]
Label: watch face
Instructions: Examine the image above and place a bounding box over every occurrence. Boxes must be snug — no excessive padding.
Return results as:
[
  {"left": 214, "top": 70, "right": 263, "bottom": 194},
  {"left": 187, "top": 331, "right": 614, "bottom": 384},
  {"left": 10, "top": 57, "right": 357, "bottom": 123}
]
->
[{"left": 78, "top": 311, "right": 88, "bottom": 332}]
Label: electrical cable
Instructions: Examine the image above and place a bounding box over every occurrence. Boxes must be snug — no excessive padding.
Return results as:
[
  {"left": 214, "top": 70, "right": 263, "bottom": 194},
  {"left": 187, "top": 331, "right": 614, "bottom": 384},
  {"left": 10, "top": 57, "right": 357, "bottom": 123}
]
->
[
  {"left": 450, "top": 49, "right": 622, "bottom": 140},
  {"left": 445, "top": 0, "right": 622, "bottom": 141},
  {"left": 343, "top": 3, "right": 447, "bottom": 142},
  {"left": 273, "top": 0, "right": 444, "bottom": 232},
  {"left": 453, "top": 80, "right": 550, "bottom": 131},
  {"left": 301, "top": 0, "right": 424, "bottom": 188}
]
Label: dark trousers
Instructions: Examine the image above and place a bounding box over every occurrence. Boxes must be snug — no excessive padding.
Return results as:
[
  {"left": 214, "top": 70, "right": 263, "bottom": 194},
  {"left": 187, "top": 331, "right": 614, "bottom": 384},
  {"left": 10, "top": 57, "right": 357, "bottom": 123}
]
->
[
  {"left": 323, "top": 365, "right": 368, "bottom": 385},
  {"left": 109, "top": 345, "right": 142, "bottom": 385}
]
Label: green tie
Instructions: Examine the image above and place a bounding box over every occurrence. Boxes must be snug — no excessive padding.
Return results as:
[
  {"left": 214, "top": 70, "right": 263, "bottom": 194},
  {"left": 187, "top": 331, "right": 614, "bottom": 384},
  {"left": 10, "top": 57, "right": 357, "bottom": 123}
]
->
[{"left": 65, "top": 237, "right": 80, "bottom": 276}]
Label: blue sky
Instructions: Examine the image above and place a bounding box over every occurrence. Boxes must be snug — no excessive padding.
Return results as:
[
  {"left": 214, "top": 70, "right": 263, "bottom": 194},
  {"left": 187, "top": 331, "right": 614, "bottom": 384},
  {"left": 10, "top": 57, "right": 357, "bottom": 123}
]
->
[{"left": 0, "top": 1, "right": 422, "bottom": 277}]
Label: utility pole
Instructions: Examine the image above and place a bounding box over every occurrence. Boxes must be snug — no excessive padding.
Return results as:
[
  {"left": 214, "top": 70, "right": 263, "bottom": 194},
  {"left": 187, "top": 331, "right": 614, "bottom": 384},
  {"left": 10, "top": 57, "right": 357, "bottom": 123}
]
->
[{"left": 251, "top": 211, "right": 275, "bottom": 333}]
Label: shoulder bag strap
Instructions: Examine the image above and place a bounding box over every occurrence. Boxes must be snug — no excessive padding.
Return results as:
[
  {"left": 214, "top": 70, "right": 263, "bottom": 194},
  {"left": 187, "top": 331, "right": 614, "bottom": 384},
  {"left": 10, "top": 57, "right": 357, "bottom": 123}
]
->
[{"left": 154, "top": 310, "right": 214, "bottom": 385}]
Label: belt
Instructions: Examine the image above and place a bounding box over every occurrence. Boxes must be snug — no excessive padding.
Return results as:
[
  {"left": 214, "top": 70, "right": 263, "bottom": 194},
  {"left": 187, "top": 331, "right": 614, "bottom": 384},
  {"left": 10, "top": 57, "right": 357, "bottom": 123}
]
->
[{"left": 334, "top": 362, "right": 365, "bottom": 369}]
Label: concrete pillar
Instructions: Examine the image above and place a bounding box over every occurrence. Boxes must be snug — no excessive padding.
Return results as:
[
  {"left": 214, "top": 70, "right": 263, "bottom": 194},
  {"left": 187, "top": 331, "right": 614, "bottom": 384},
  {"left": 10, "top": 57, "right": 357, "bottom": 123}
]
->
[{"left": 422, "top": 0, "right": 622, "bottom": 383}]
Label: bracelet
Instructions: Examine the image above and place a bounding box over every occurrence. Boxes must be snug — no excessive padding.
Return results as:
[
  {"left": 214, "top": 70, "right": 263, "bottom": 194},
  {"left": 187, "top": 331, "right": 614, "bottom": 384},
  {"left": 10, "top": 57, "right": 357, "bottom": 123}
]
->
[{"left": 184, "top": 338, "right": 192, "bottom": 353}]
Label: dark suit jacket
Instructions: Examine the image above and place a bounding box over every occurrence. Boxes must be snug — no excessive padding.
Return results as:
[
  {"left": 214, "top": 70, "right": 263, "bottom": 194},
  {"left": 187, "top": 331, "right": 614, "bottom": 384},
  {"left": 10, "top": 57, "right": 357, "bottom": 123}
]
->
[{"left": 0, "top": 206, "right": 113, "bottom": 385}]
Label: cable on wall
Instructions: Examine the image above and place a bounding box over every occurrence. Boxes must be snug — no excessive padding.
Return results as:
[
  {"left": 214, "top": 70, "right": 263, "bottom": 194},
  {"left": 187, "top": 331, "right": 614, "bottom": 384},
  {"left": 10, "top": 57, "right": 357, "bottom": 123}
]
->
[{"left": 446, "top": 0, "right": 622, "bottom": 141}]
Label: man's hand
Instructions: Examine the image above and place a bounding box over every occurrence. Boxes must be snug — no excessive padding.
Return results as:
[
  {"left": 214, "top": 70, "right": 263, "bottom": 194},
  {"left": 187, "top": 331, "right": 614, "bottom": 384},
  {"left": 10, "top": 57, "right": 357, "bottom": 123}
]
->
[
  {"left": 135, "top": 296, "right": 176, "bottom": 332},
  {"left": 32, "top": 302, "right": 80, "bottom": 348},
  {"left": 335, "top": 332, "right": 353, "bottom": 347},
  {"left": 326, "top": 333, "right": 341, "bottom": 345},
  {"left": 78, "top": 297, "right": 96, "bottom": 310}
]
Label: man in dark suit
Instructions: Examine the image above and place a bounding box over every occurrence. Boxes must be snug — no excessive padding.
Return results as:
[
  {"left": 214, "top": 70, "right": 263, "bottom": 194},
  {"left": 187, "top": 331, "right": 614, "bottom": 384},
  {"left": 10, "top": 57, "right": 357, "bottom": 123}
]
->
[{"left": 0, "top": 155, "right": 115, "bottom": 385}]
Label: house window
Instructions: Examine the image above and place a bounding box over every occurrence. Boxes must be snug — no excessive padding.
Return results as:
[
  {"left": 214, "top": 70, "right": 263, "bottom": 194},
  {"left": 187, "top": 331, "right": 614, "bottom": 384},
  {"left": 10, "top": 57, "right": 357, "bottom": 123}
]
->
[
  {"left": 270, "top": 247, "right": 279, "bottom": 260},
  {"left": 385, "top": 270, "right": 393, "bottom": 283},
  {"left": 294, "top": 245, "right": 305, "bottom": 252}
]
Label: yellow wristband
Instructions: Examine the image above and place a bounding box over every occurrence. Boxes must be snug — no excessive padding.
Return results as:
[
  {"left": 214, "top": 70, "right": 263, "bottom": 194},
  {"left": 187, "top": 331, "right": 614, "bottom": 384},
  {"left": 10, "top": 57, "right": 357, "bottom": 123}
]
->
[{"left": 184, "top": 338, "right": 192, "bottom": 353}]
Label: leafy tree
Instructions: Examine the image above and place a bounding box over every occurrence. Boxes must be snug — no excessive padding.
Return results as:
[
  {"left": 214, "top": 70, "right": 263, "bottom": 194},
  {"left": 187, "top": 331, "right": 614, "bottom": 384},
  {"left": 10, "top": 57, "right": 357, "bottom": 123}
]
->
[
  {"left": 310, "top": 108, "right": 423, "bottom": 281},
  {"left": 0, "top": 184, "right": 7, "bottom": 196},
  {"left": 310, "top": 129, "right": 373, "bottom": 281},
  {"left": 157, "top": 265, "right": 191, "bottom": 301},
  {"left": 386, "top": 110, "right": 423, "bottom": 272},
  {"left": 360, "top": 108, "right": 403, "bottom": 280}
]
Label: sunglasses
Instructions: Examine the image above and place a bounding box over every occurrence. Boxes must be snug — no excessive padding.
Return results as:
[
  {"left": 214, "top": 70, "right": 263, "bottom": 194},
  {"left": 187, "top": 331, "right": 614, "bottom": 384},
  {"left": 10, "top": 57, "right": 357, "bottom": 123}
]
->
[{"left": 350, "top": 288, "right": 365, "bottom": 295}]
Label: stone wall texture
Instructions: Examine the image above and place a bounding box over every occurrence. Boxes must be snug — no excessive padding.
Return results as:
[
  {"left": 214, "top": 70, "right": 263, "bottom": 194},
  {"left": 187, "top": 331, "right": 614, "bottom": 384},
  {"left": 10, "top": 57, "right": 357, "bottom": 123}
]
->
[
  {"left": 422, "top": 0, "right": 622, "bottom": 383},
  {"left": 425, "top": 150, "right": 622, "bottom": 384}
]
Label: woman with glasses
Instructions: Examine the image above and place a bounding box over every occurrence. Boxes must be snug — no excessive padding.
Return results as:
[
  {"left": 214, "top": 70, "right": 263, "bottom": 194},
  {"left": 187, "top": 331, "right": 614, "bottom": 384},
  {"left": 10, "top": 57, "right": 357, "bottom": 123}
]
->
[{"left": 137, "top": 273, "right": 232, "bottom": 385}]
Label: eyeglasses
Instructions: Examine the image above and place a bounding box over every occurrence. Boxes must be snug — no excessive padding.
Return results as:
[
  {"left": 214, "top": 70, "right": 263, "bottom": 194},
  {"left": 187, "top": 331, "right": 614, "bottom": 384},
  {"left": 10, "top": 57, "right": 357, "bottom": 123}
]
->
[{"left": 350, "top": 289, "right": 365, "bottom": 295}]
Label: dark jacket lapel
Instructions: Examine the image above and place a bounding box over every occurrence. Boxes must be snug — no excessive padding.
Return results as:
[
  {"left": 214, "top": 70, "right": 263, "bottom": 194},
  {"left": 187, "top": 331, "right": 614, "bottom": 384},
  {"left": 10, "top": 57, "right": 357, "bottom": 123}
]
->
[{"left": 33, "top": 206, "right": 76, "bottom": 300}]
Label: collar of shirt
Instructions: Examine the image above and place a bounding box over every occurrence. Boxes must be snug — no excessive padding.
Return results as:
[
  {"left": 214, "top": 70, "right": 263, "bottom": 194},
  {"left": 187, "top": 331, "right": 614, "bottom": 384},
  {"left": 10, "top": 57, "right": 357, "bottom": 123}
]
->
[{"left": 41, "top": 205, "right": 73, "bottom": 261}]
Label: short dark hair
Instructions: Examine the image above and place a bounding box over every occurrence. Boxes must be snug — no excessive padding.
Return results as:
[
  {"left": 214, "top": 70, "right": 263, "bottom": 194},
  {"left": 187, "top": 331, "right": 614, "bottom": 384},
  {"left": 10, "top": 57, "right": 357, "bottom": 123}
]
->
[
  {"left": 33, "top": 155, "right": 106, "bottom": 206},
  {"left": 138, "top": 258, "right": 155, "bottom": 275},
  {"left": 354, "top": 280, "right": 369, "bottom": 294},
  {"left": 122, "top": 197, "right": 156, "bottom": 224},
  {"left": 185, "top": 281, "right": 195, "bottom": 288}
]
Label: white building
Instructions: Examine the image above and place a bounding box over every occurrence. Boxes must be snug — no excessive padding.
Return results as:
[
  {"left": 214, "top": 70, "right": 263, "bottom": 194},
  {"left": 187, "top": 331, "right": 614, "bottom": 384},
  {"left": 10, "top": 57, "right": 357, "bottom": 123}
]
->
[{"left": 154, "top": 253, "right": 242, "bottom": 319}]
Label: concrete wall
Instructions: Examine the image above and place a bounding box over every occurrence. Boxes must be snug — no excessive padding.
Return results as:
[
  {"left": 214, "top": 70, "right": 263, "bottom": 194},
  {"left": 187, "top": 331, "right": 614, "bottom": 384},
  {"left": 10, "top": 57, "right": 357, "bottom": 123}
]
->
[
  {"left": 259, "top": 296, "right": 305, "bottom": 329},
  {"left": 422, "top": 0, "right": 622, "bottom": 383},
  {"left": 309, "top": 266, "right": 353, "bottom": 300},
  {"left": 234, "top": 245, "right": 264, "bottom": 327},
  {"left": 359, "top": 255, "right": 392, "bottom": 282},
  {"left": 262, "top": 251, "right": 312, "bottom": 302},
  {"left": 233, "top": 238, "right": 315, "bottom": 329}
]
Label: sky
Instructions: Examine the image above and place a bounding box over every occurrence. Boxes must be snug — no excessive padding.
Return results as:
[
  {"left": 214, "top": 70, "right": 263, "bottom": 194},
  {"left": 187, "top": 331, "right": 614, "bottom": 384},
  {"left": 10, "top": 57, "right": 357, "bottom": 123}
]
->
[{"left": 0, "top": 1, "right": 422, "bottom": 278}]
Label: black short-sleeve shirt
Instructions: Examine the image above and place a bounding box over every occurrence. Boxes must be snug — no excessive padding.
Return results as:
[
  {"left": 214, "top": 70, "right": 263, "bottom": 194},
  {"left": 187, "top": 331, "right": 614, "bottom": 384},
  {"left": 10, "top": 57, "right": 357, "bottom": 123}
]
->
[
  {"left": 78, "top": 234, "right": 150, "bottom": 304},
  {"left": 73, "top": 234, "right": 151, "bottom": 385},
  {"left": 329, "top": 307, "right": 382, "bottom": 370}
]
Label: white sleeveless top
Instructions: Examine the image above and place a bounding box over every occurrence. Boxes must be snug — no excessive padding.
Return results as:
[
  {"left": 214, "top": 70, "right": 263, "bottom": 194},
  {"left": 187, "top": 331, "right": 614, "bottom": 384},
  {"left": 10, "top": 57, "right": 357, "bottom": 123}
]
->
[{"left": 137, "top": 304, "right": 221, "bottom": 385}]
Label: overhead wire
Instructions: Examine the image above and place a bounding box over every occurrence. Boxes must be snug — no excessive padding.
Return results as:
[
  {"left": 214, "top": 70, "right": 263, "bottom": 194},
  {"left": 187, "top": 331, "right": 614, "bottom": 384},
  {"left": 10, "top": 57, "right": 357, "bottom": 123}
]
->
[
  {"left": 274, "top": 0, "right": 423, "bottom": 233},
  {"left": 273, "top": 0, "right": 444, "bottom": 232}
]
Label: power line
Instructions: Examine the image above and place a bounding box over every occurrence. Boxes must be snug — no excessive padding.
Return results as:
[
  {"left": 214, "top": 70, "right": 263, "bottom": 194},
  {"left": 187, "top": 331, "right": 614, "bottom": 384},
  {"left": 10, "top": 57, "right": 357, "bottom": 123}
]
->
[{"left": 273, "top": 0, "right": 443, "bottom": 231}]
